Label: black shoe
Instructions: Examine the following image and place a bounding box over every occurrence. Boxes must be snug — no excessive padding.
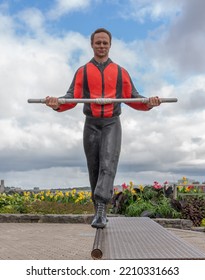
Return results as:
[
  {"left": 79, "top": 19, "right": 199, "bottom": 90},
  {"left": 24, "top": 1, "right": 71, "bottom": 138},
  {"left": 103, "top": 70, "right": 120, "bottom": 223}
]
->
[
  {"left": 91, "top": 202, "right": 107, "bottom": 228},
  {"left": 93, "top": 201, "right": 108, "bottom": 222}
]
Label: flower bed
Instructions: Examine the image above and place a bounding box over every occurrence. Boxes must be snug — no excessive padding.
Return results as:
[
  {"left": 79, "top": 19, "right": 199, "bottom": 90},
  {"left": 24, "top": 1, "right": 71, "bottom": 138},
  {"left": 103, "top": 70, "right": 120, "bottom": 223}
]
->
[
  {"left": 177, "top": 176, "right": 205, "bottom": 198},
  {"left": 112, "top": 180, "right": 205, "bottom": 227},
  {"left": 1, "top": 177, "right": 205, "bottom": 226},
  {"left": 0, "top": 190, "right": 93, "bottom": 214}
]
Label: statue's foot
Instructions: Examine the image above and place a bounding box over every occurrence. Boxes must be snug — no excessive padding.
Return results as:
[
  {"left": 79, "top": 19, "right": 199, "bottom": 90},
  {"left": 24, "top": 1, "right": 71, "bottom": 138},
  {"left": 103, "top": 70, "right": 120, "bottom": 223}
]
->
[
  {"left": 91, "top": 202, "right": 107, "bottom": 228},
  {"left": 91, "top": 214, "right": 107, "bottom": 228}
]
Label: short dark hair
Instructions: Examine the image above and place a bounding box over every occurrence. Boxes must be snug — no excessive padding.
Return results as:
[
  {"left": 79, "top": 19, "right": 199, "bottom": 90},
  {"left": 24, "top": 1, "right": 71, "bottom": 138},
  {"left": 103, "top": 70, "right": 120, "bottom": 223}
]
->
[{"left": 90, "top": 28, "right": 112, "bottom": 45}]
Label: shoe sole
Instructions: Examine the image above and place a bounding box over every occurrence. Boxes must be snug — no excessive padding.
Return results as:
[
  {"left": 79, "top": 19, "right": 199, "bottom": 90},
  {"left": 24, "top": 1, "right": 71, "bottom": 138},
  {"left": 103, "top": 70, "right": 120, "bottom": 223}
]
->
[{"left": 91, "top": 224, "right": 106, "bottom": 229}]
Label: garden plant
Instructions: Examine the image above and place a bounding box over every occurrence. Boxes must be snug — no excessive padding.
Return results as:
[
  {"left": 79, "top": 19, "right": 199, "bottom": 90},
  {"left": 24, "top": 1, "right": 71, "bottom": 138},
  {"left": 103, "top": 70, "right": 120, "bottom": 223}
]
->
[
  {"left": 0, "top": 177, "right": 205, "bottom": 227},
  {"left": 0, "top": 189, "right": 93, "bottom": 214}
]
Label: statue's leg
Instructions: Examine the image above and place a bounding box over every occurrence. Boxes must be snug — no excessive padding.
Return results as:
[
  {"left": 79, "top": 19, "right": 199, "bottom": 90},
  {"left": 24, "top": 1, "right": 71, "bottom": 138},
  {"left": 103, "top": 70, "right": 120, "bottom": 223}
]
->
[
  {"left": 83, "top": 116, "right": 121, "bottom": 228},
  {"left": 94, "top": 116, "right": 122, "bottom": 204},
  {"left": 83, "top": 117, "right": 101, "bottom": 203}
]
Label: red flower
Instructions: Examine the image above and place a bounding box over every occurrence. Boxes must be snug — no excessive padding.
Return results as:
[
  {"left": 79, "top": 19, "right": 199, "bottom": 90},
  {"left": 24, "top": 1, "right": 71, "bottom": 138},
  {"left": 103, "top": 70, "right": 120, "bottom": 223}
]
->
[
  {"left": 153, "top": 181, "right": 163, "bottom": 189},
  {"left": 122, "top": 183, "right": 128, "bottom": 190}
]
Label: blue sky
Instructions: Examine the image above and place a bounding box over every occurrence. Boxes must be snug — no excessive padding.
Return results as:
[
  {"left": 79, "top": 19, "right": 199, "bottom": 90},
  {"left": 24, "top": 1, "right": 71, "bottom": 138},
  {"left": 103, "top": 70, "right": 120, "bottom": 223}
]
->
[
  {"left": 1, "top": 0, "right": 205, "bottom": 189},
  {"left": 7, "top": 0, "right": 166, "bottom": 41}
]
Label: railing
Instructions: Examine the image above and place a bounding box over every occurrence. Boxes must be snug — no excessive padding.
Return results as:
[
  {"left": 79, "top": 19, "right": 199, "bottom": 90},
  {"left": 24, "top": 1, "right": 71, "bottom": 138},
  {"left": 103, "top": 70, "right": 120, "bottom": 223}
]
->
[{"left": 172, "top": 184, "right": 205, "bottom": 199}]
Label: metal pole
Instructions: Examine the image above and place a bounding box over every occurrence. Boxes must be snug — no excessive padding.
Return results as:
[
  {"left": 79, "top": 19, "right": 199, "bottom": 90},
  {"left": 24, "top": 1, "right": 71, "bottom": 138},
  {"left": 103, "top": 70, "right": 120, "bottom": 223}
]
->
[
  {"left": 0, "top": 180, "right": 5, "bottom": 193},
  {"left": 91, "top": 228, "right": 104, "bottom": 259},
  {"left": 28, "top": 97, "right": 178, "bottom": 104},
  {"left": 173, "top": 184, "right": 177, "bottom": 199}
]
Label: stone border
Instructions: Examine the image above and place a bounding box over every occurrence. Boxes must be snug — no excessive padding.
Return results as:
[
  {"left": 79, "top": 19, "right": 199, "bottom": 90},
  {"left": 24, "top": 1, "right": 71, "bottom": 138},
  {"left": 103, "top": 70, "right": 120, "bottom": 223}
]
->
[
  {"left": 0, "top": 214, "right": 204, "bottom": 231},
  {"left": 153, "top": 218, "right": 193, "bottom": 229},
  {"left": 0, "top": 214, "right": 93, "bottom": 224},
  {"left": 153, "top": 218, "right": 205, "bottom": 232}
]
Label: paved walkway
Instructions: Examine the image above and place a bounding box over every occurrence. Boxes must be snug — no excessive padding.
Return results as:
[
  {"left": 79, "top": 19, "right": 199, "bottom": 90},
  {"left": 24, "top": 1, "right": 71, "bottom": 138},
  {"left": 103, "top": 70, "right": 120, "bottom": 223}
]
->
[
  {"left": 167, "top": 228, "right": 205, "bottom": 255},
  {"left": 0, "top": 223, "right": 95, "bottom": 260},
  {"left": 0, "top": 222, "right": 204, "bottom": 260}
]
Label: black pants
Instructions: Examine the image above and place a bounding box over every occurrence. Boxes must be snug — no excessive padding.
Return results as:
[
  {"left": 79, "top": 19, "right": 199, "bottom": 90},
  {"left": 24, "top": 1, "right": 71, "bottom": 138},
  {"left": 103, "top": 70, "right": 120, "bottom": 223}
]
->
[{"left": 83, "top": 116, "right": 122, "bottom": 204}]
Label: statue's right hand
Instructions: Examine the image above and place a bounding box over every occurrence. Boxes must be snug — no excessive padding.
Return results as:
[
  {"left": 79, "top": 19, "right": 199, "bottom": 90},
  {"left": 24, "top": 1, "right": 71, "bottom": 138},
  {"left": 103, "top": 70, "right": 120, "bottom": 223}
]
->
[{"left": 45, "top": 96, "right": 60, "bottom": 110}]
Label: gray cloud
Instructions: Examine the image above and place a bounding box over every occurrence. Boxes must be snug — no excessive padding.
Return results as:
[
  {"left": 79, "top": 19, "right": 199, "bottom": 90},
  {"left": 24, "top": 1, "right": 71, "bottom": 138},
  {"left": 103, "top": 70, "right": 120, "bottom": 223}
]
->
[{"left": 154, "top": 0, "right": 205, "bottom": 75}]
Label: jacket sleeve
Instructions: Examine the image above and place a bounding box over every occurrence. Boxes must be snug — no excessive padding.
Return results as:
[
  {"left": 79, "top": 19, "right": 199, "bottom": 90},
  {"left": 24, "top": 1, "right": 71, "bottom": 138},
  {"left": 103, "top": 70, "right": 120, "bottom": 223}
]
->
[
  {"left": 56, "top": 66, "right": 84, "bottom": 112},
  {"left": 121, "top": 68, "right": 151, "bottom": 111}
]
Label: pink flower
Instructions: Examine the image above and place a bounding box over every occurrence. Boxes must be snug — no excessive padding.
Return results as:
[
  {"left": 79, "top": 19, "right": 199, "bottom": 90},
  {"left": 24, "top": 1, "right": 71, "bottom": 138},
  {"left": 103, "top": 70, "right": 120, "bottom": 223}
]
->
[
  {"left": 122, "top": 183, "right": 128, "bottom": 190},
  {"left": 153, "top": 181, "right": 163, "bottom": 189}
]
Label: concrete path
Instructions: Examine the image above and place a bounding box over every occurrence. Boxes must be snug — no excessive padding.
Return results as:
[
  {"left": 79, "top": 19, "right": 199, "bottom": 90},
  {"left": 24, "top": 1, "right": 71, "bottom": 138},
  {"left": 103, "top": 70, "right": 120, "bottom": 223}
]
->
[
  {"left": 167, "top": 228, "right": 205, "bottom": 255},
  {"left": 0, "top": 223, "right": 95, "bottom": 260},
  {"left": 0, "top": 222, "right": 204, "bottom": 260}
]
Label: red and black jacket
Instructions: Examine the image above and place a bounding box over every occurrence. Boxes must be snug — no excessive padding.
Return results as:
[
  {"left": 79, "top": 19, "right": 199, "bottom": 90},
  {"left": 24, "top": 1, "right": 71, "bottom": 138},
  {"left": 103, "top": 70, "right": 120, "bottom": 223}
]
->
[{"left": 57, "top": 58, "right": 150, "bottom": 117}]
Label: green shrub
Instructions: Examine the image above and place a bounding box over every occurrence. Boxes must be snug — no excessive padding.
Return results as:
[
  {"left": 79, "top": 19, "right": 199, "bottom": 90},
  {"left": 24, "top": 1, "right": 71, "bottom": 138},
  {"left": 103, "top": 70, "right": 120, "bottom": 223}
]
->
[
  {"left": 125, "top": 200, "right": 155, "bottom": 217},
  {"left": 125, "top": 198, "right": 181, "bottom": 218}
]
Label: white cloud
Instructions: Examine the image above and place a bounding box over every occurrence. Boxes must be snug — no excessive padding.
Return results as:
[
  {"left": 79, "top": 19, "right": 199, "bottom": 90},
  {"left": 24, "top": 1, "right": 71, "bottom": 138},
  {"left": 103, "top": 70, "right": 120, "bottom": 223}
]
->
[
  {"left": 17, "top": 8, "right": 45, "bottom": 34},
  {"left": 1, "top": 1, "right": 205, "bottom": 189},
  {"left": 118, "top": 0, "right": 184, "bottom": 23},
  {"left": 48, "top": 0, "right": 92, "bottom": 19},
  {"left": 0, "top": 11, "right": 14, "bottom": 36}
]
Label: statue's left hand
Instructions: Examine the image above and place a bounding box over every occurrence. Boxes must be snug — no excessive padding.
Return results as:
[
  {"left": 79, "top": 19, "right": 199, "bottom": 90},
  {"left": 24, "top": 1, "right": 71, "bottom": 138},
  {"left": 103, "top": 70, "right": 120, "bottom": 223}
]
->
[{"left": 147, "top": 96, "right": 161, "bottom": 108}]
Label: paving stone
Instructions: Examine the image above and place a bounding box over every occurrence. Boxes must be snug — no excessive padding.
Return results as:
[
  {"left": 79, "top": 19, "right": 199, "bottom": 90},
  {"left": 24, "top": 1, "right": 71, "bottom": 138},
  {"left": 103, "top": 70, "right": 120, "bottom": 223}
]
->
[{"left": 0, "top": 216, "right": 204, "bottom": 260}]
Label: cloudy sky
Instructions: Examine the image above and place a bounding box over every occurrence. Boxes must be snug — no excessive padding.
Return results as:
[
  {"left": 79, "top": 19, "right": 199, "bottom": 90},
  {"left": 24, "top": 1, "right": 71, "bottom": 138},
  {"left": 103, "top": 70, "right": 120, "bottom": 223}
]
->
[{"left": 0, "top": 0, "right": 205, "bottom": 189}]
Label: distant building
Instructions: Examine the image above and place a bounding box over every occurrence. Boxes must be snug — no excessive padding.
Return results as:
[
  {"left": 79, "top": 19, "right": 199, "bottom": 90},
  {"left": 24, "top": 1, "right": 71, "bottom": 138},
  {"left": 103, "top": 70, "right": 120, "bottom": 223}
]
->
[{"left": 177, "top": 178, "right": 195, "bottom": 185}]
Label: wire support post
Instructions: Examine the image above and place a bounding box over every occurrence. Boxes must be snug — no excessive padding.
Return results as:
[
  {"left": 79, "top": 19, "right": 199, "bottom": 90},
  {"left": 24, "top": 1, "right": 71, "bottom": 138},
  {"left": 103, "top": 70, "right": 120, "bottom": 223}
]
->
[{"left": 91, "top": 228, "right": 104, "bottom": 260}]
